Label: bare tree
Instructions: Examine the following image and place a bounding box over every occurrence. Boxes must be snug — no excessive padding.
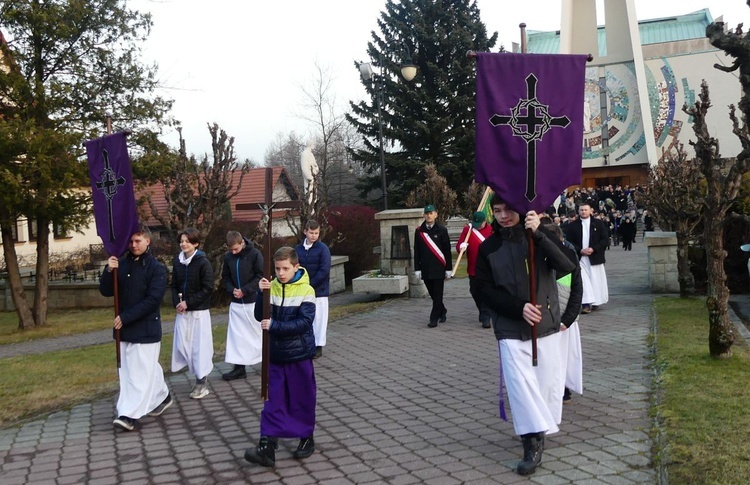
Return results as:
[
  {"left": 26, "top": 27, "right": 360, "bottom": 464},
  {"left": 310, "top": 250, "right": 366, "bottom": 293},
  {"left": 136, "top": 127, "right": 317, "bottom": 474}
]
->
[
  {"left": 142, "top": 123, "right": 249, "bottom": 255},
  {"left": 642, "top": 144, "right": 703, "bottom": 296},
  {"left": 265, "top": 131, "right": 305, "bottom": 190}
]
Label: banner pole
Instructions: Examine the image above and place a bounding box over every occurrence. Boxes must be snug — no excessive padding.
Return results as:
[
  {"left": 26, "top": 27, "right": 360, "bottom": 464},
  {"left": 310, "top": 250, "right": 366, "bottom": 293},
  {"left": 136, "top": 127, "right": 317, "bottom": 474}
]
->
[
  {"left": 451, "top": 186, "right": 491, "bottom": 276},
  {"left": 105, "top": 113, "right": 122, "bottom": 369}
]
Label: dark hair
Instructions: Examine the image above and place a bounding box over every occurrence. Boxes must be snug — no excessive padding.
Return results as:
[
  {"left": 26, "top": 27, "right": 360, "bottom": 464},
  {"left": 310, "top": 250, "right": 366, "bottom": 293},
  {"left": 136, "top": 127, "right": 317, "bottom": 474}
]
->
[
  {"left": 226, "top": 230, "right": 243, "bottom": 246},
  {"left": 490, "top": 192, "right": 507, "bottom": 208},
  {"left": 179, "top": 227, "right": 201, "bottom": 246},
  {"left": 274, "top": 246, "right": 299, "bottom": 265},
  {"left": 304, "top": 220, "right": 320, "bottom": 231},
  {"left": 544, "top": 223, "right": 564, "bottom": 242}
]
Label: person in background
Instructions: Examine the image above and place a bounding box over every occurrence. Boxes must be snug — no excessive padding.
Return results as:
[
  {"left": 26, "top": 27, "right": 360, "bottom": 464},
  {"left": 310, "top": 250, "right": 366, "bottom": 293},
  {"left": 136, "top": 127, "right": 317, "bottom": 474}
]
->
[
  {"left": 100, "top": 227, "right": 171, "bottom": 431},
  {"left": 456, "top": 211, "right": 494, "bottom": 328},
  {"left": 295, "top": 220, "right": 331, "bottom": 359},
  {"left": 564, "top": 201, "right": 609, "bottom": 314},
  {"left": 414, "top": 204, "right": 453, "bottom": 328},
  {"left": 221, "top": 230, "right": 264, "bottom": 381}
]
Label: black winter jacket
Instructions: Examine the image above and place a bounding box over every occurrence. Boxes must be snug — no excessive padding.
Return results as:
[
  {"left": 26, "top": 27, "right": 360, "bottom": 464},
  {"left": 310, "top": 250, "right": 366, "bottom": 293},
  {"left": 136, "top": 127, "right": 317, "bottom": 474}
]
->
[
  {"left": 221, "top": 237, "right": 264, "bottom": 304},
  {"left": 171, "top": 250, "right": 214, "bottom": 311},
  {"left": 99, "top": 250, "right": 167, "bottom": 344},
  {"left": 414, "top": 221, "right": 452, "bottom": 279},
  {"left": 475, "top": 222, "right": 576, "bottom": 341}
]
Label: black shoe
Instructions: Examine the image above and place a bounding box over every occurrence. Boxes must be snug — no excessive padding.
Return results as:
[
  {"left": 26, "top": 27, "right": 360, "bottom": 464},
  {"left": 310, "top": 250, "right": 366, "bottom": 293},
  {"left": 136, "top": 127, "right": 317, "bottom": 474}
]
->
[
  {"left": 517, "top": 432, "right": 544, "bottom": 475},
  {"left": 113, "top": 416, "right": 136, "bottom": 431},
  {"left": 581, "top": 304, "right": 591, "bottom": 314},
  {"left": 292, "top": 437, "right": 315, "bottom": 459},
  {"left": 313, "top": 346, "right": 323, "bottom": 360},
  {"left": 427, "top": 320, "right": 438, "bottom": 328},
  {"left": 222, "top": 365, "right": 247, "bottom": 381},
  {"left": 563, "top": 387, "right": 572, "bottom": 404},
  {"left": 244, "top": 436, "right": 277, "bottom": 467},
  {"left": 438, "top": 312, "right": 447, "bottom": 323},
  {"left": 147, "top": 393, "right": 173, "bottom": 417}
]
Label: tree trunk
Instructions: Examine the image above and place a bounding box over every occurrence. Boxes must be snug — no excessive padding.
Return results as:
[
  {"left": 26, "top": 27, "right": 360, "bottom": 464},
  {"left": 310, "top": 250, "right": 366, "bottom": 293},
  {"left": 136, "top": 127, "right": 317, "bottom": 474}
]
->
[
  {"left": 1, "top": 225, "right": 36, "bottom": 329},
  {"left": 675, "top": 230, "right": 695, "bottom": 297},
  {"left": 704, "top": 211, "right": 734, "bottom": 358},
  {"left": 33, "top": 217, "right": 50, "bottom": 327}
]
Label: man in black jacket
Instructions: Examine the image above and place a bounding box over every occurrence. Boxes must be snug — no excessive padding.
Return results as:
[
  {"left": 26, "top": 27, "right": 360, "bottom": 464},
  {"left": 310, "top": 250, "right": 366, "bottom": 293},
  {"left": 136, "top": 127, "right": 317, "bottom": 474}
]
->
[
  {"left": 100, "top": 227, "right": 171, "bottom": 431},
  {"left": 475, "top": 194, "right": 576, "bottom": 476},
  {"left": 414, "top": 204, "right": 453, "bottom": 327},
  {"left": 563, "top": 201, "right": 609, "bottom": 313}
]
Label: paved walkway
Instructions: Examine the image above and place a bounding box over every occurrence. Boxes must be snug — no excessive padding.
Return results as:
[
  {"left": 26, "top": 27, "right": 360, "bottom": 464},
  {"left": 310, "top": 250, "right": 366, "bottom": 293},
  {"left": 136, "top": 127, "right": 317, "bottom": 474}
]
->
[{"left": 1, "top": 239, "right": 657, "bottom": 484}]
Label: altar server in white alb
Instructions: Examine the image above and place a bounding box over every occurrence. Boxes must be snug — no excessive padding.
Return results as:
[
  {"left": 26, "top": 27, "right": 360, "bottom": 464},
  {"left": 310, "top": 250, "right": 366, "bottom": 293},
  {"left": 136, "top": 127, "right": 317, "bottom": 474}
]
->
[
  {"left": 475, "top": 195, "right": 576, "bottom": 476},
  {"left": 100, "top": 227, "right": 173, "bottom": 432},
  {"left": 221, "top": 230, "right": 264, "bottom": 381},
  {"left": 295, "top": 220, "right": 331, "bottom": 359},
  {"left": 171, "top": 227, "right": 215, "bottom": 399},
  {"left": 563, "top": 201, "right": 609, "bottom": 314}
]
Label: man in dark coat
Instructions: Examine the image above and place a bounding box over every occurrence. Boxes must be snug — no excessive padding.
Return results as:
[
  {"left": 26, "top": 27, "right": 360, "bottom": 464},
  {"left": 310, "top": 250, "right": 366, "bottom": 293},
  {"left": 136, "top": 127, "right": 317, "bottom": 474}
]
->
[
  {"left": 563, "top": 201, "right": 609, "bottom": 313},
  {"left": 414, "top": 204, "right": 453, "bottom": 327}
]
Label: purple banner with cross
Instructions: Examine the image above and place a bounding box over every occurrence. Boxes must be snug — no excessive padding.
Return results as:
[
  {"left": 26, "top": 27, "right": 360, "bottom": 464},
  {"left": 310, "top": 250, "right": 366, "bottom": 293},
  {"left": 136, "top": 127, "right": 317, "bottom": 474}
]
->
[
  {"left": 475, "top": 52, "right": 587, "bottom": 214},
  {"left": 85, "top": 132, "right": 140, "bottom": 257}
]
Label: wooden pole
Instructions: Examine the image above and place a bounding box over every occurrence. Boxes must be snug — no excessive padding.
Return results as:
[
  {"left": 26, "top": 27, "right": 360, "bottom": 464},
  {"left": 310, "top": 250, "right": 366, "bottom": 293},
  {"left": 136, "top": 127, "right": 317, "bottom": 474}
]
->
[
  {"left": 452, "top": 186, "right": 492, "bottom": 276},
  {"left": 261, "top": 167, "right": 273, "bottom": 400},
  {"left": 106, "top": 112, "right": 122, "bottom": 369}
]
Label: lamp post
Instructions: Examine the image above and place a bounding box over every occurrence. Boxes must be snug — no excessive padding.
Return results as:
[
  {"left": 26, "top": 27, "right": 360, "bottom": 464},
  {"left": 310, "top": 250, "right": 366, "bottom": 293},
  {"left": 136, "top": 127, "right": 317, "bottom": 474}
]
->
[{"left": 359, "top": 45, "right": 417, "bottom": 210}]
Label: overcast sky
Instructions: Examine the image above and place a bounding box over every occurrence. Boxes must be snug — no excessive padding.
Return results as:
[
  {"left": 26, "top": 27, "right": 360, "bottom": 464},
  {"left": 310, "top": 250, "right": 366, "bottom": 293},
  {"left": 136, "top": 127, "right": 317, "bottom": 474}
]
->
[{"left": 128, "top": 0, "right": 749, "bottom": 164}]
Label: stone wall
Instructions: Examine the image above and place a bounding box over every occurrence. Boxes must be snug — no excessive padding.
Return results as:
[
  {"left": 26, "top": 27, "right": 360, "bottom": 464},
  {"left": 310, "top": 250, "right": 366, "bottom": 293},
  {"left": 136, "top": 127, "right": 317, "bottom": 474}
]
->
[
  {"left": 329, "top": 255, "right": 348, "bottom": 294},
  {"left": 646, "top": 232, "right": 679, "bottom": 293}
]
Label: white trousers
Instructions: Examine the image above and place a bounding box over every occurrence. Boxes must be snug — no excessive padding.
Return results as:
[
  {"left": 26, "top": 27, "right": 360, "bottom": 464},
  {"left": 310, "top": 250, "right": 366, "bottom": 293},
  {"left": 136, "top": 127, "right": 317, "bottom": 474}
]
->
[
  {"left": 563, "top": 321, "right": 583, "bottom": 395},
  {"left": 117, "top": 341, "right": 169, "bottom": 419},
  {"left": 171, "top": 309, "right": 214, "bottom": 379},
  {"left": 313, "top": 297, "right": 328, "bottom": 347},
  {"left": 580, "top": 256, "right": 609, "bottom": 306},
  {"left": 500, "top": 332, "right": 564, "bottom": 436},
  {"left": 225, "top": 302, "right": 262, "bottom": 365}
]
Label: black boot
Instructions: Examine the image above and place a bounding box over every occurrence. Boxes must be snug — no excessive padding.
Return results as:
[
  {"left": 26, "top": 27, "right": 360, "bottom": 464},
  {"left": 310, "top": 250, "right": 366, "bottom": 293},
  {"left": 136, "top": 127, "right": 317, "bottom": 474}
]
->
[
  {"left": 517, "top": 432, "right": 544, "bottom": 476},
  {"left": 222, "top": 364, "right": 247, "bottom": 381},
  {"left": 244, "top": 436, "right": 277, "bottom": 467},
  {"left": 292, "top": 436, "right": 315, "bottom": 459}
]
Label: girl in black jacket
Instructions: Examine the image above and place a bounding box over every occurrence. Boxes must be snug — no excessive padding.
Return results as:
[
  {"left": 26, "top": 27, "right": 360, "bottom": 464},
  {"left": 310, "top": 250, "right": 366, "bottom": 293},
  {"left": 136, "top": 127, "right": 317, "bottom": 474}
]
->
[{"left": 171, "top": 227, "right": 215, "bottom": 399}]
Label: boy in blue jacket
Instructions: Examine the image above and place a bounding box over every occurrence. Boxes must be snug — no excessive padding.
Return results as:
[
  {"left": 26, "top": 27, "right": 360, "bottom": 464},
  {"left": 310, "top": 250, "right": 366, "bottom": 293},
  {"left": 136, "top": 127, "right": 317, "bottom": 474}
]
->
[
  {"left": 244, "top": 247, "right": 317, "bottom": 467},
  {"left": 295, "top": 219, "right": 331, "bottom": 358}
]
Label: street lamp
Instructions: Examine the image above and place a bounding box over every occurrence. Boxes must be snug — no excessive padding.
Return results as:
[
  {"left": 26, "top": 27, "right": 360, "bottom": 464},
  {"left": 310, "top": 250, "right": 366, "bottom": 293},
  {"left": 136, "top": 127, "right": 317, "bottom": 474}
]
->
[{"left": 358, "top": 44, "right": 417, "bottom": 210}]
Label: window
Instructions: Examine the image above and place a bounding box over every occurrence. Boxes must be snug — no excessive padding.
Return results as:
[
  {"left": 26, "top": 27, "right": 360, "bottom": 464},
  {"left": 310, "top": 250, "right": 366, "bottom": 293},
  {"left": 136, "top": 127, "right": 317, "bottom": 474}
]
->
[
  {"left": 27, "top": 218, "right": 37, "bottom": 241},
  {"left": 12, "top": 221, "right": 26, "bottom": 242},
  {"left": 53, "top": 221, "right": 70, "bottom": 239}
]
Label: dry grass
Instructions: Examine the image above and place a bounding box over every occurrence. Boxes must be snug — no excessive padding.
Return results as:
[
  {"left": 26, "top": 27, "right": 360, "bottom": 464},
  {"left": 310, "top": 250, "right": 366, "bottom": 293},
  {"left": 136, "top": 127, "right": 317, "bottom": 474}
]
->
[{"left": 654, "top": 296, "right": 750, "bottom": 484}]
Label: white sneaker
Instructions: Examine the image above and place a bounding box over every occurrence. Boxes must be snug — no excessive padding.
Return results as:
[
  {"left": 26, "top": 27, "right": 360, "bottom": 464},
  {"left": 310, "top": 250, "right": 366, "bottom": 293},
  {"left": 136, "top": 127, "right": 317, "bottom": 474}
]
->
[{"left": 190, "top": 384, "right": 209, "bottom": 399}]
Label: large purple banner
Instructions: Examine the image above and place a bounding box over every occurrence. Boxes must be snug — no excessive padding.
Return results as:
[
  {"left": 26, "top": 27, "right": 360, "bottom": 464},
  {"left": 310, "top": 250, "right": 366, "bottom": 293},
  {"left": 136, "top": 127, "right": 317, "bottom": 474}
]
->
[
  {"left": 85, "top": 132, "right": 140, "bottom": 257},
  {"left": 475, "top": 53, "right": 586, "bottom": 214}
]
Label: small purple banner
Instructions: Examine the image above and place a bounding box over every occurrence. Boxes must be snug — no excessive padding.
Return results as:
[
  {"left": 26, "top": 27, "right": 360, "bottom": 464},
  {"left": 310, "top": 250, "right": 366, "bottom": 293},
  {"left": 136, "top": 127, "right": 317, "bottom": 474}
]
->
[
  {"left": 475, "top": 53, "right": 586, "bottom": 214},
  {"left": 85, "top": 132, "right": 140, "bottom": 257}
]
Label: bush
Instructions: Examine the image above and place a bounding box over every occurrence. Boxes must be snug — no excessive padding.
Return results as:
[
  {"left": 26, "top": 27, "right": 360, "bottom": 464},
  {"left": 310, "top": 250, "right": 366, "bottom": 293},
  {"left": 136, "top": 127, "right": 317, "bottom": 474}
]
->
[{"left": 326, "top": 205, "right": 380, "bottom": 285}]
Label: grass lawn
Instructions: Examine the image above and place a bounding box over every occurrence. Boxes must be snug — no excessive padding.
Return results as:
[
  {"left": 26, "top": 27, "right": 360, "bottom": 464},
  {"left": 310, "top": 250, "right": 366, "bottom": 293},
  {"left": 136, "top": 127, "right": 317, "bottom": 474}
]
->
[
  {"left": 0, "top": 306, "right": 178, "bottom": 345},
  {"left": 654, "top": 296, "right": 750, "bottom": 484}
]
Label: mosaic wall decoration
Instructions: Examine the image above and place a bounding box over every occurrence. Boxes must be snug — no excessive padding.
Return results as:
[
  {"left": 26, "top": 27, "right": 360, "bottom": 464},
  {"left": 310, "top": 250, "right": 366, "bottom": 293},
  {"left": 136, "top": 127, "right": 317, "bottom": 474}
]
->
[{"left": 581, "top": 57, "right": 697, "bottom": 166}]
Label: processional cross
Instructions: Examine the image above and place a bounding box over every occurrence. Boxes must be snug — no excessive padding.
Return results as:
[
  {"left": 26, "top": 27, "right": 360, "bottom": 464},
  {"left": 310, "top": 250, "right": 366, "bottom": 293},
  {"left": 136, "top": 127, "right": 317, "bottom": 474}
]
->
[
  {"left": 235, "top": 167, "right": 302, "bottom": 400},
  {"left": 489, "top": 74, "right": 571, "bottom": 202}
]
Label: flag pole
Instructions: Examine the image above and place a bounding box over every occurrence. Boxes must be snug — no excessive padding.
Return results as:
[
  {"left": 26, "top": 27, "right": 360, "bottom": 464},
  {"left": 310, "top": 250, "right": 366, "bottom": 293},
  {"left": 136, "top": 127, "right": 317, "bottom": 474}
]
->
[
  {"left": 105, "top": 112, "right": 122, "bottom": 369},
  {"left": 451, "top": 186, "right": 491, "bottom": 276},
  {"left": 261, "top": 167, "right": 273, "bottom": 400}
]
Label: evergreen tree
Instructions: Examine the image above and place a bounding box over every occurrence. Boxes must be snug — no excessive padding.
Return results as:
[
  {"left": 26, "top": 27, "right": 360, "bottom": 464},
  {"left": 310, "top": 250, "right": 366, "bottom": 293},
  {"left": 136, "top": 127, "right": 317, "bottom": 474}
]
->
[
  {"left": 348, "top": 0, "right": 498, "bottom": 209},
  {"left": 0, "top": 0, "right": 172, "bottom": 329}
]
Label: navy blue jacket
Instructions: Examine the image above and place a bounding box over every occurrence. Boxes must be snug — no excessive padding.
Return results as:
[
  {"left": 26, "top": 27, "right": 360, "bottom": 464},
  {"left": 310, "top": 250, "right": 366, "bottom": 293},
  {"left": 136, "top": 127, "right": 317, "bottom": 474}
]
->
[
  {"left": 295, "top": 240, "right": 331, "bottom": 296},
  {"left": 99, "top": 250, "right": 167, "bottom": 344},
  {"left": 171, "top": 250, "right": 214, "bottom": 311},
  {"left": 221, "top": 237, "right": 264, "bottom": 304}
]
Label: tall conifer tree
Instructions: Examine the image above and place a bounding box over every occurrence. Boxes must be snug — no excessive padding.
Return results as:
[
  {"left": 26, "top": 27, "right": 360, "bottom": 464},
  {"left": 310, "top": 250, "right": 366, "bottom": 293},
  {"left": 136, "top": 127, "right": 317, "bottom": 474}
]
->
[{"left": 348, "top": 0, "right": 498, "bottom": 208}]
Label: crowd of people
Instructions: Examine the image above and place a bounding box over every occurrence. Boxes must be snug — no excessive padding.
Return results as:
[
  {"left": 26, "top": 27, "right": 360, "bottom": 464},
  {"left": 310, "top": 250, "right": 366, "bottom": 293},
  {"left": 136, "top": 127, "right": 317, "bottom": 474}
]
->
[
  {"left": 100, "top": 221, "right": 331, "bottom": 468},
  {"left": 100, "top": 186, "right": 649, "bottom": 475}
]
